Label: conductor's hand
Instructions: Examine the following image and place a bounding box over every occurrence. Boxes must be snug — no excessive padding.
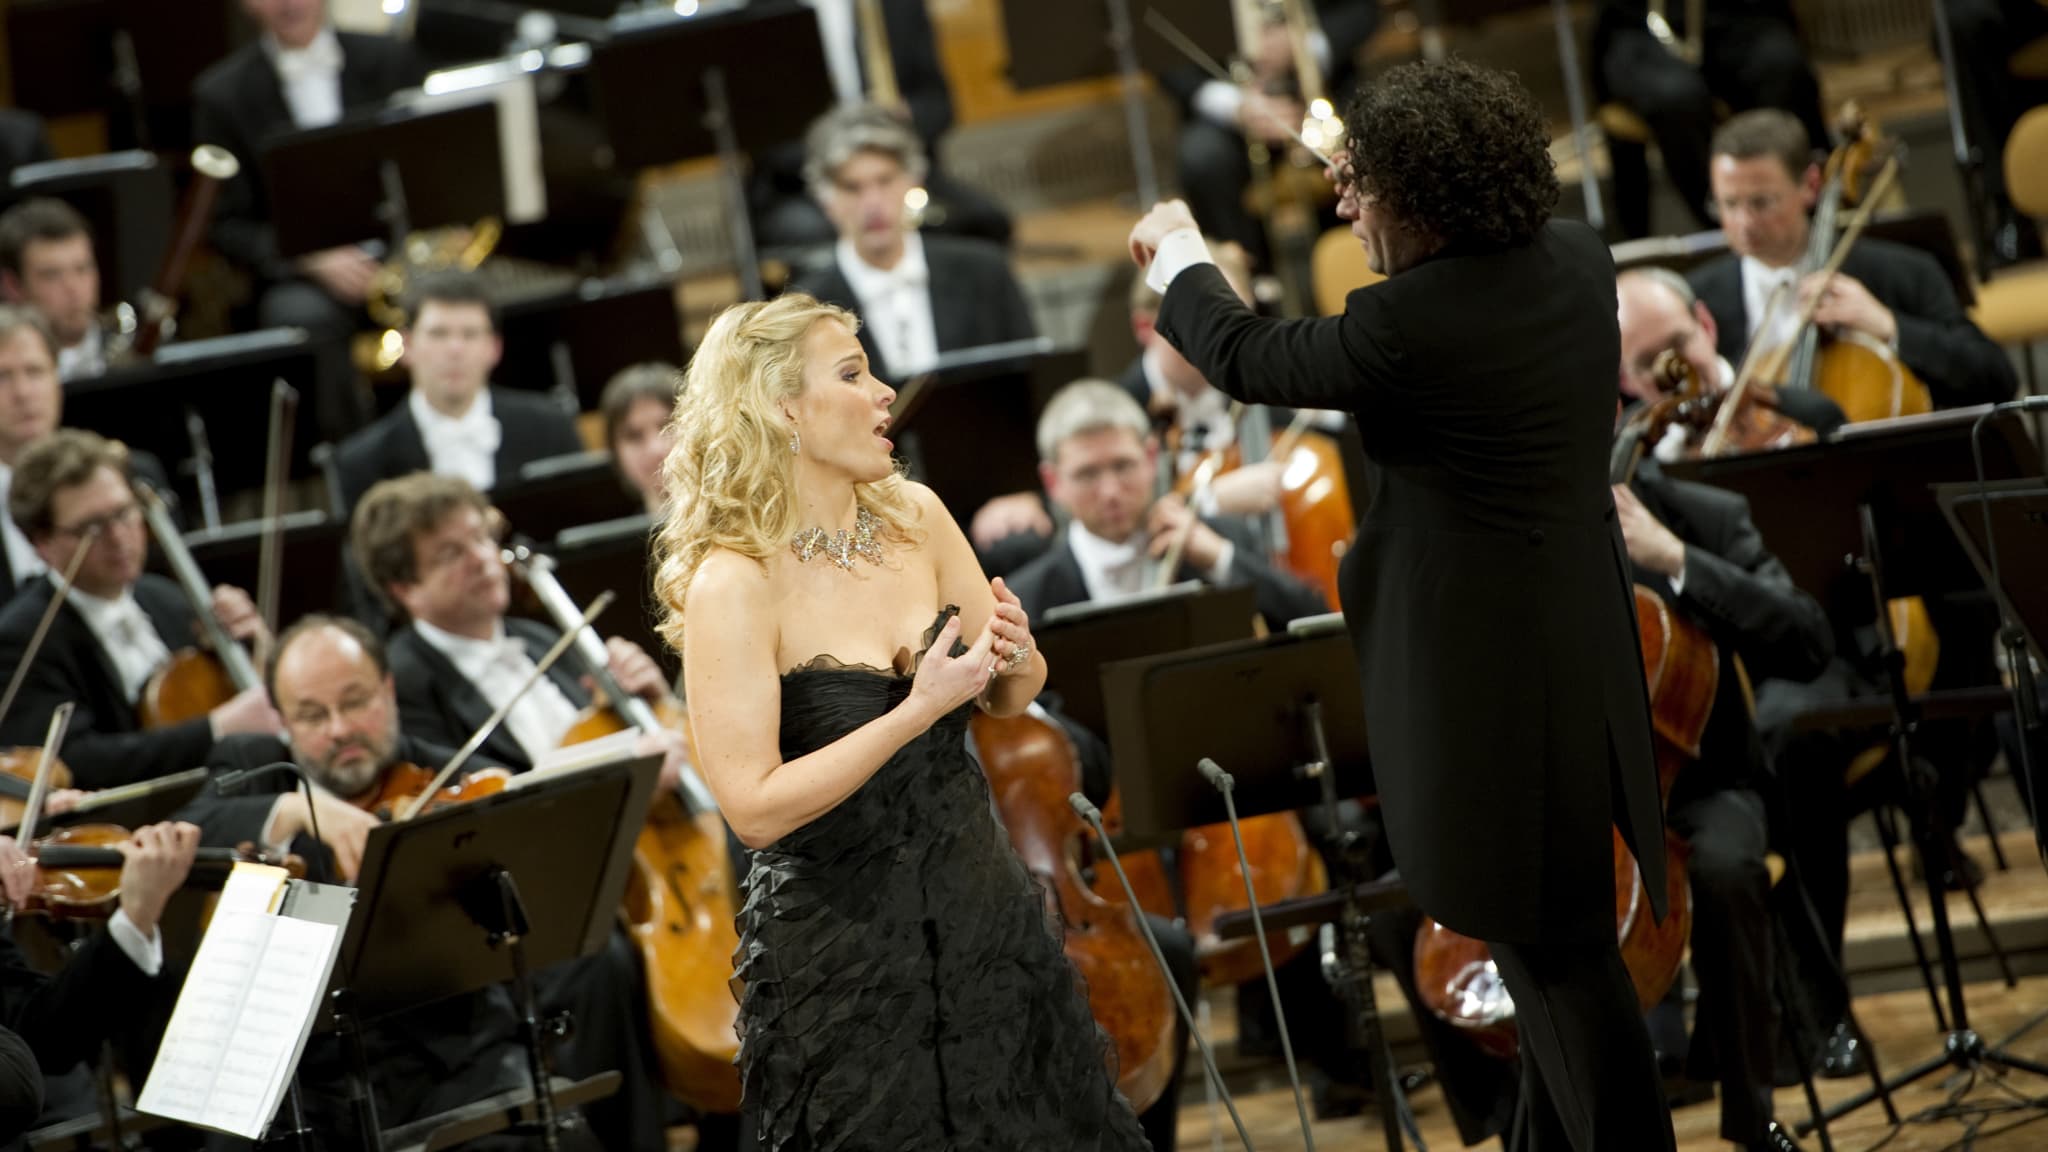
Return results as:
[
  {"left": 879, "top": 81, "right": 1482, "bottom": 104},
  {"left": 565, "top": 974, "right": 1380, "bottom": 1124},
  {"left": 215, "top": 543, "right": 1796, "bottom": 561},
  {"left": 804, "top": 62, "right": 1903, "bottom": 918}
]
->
[
  {"left": 298, "top": 246, "right": 379, "bottom": 306},
  {"left": 602, "top": 637, "right": 669, "bottom": 707},
  {"left": 1147, "top": 495, "right": 1227, "bottom": 574},
  {"left": 1611, "top": 485, "right": 1687, "bottom": 581},
  {"left": 1130, "top": 200, "right": 1199, "bottom": 270},
  {"left": 117, "top": 822, "right": 200, "bottom": 941},
  {"left": 970, "top": 492, "right": 1053, "bottom": 551},
  {"left": 902, "top": 613, "right": 994, "bottom": 726},
  {"left": 211, "top": 585, "right": 268, "bottom": 648}
]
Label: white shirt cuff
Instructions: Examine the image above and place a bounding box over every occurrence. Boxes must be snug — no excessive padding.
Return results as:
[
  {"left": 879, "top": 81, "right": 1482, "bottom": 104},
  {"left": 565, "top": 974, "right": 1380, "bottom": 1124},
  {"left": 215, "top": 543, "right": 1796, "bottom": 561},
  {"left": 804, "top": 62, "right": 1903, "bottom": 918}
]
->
[
  {"left": 1193, "top": 79, "right": 1245, "bottom": 128},
  {"left": 259, "top": 795, "right": 296, "bottom": 856},
  {"left": 1206, "top": 538, "right": 1236, "bottom": 585},
  {"left": 1145, "top": 228, "right": 1216, "bottom": 296},
  {"left": 108, "top": 908, "right": 164, "bottom": 977},
  {"left": 1669, "top": 557, "right": 1687, "bottom": 597}
]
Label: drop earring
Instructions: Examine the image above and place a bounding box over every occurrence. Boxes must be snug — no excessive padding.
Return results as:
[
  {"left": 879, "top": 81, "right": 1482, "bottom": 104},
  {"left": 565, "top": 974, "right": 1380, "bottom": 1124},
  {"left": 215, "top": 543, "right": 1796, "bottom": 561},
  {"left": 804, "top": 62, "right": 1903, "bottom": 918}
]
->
[{"left": 789, "top": 430, "right": 801, "bottom": 456}]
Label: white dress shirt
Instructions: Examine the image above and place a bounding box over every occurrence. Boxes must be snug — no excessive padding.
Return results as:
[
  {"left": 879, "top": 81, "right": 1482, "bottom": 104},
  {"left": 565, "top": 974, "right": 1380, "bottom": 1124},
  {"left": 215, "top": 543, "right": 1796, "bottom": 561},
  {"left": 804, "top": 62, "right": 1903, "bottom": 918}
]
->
[
  {"left": 809, "top": 0, "right": 864, "bottom": 106},
  {"left": 409, "top": 388, "right": 502, "bottom": 493},
  {"left": 1740, "top": 255, "right": 1801, "bottom": 344},
  {"left": 837, "top": 233, "right": 939, "bottom": 378},
  {"left": 0, "top": 464, "right": 45, "bottom": 586},
  {"left": 63, "top": 577, "right": 173, "bottom": 706},
  {"left": 1068, "top": 519, "right": 1232, "bottom": 603},
  {"left": 57, "top": 323, "right": 105, "bottom": 382},
  {"left": 411, "top": 619, "right": 582, "bottom": 766},
  {"left": 269, "top": 26, "right": 346, "bottom": 130},
  {"left": 106, "top": 909, "right": 165, "bottom": 976}
]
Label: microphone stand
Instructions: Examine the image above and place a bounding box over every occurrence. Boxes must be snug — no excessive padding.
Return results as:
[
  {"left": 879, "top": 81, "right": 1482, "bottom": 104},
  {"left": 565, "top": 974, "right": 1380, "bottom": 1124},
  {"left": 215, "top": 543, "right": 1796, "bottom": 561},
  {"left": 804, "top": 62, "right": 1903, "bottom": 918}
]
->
[{"left": 1971, "top": 403, "right": 2047, "bottom": 871}]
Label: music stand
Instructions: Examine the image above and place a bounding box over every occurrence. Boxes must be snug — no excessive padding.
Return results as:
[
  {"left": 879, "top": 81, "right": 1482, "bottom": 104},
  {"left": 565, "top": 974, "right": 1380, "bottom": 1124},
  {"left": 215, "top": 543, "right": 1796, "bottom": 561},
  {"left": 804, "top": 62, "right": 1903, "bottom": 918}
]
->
[
  {"left": 65, "top": 329, "right": 321, "bottom": 529},
  {"left": 1667, "top": 408, "right": 2048, "bottom": 1133},
  {"left": 493, "top": 272, "right": 686, "bottom": 411},
  {"left": 324, "top": 753, "right": 660, "bottom": 1151},
  {"left": 263, "top": 101, "right": 507, "bottom": 260},
  {"left": 590, "top": 2, "right": 833, "bottom": 300},
  {"left": 496, "top": 453, "right": 640, "bottom": 544},
  {"left": 5, "top": 150, "right": 170, "bottom": 301},
  {"left": 888, "top": 344, "right": 1087, "bottom": 526},
  {"left": 1036, "top": 582, "right": 1257, "bottom": 737},
  {"left": 1101, "top": 622, "right": 1415, "bottom": 1150}
]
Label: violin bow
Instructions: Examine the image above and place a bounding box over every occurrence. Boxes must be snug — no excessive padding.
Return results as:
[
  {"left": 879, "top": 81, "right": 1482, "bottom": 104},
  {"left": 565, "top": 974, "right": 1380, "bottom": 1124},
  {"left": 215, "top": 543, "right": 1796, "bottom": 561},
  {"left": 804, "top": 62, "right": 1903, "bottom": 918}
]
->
[
  {"left": 1706, "top": 155, "right": 1900, "bottom": 456},
  {"left": 395, "top": 592, "right": 614, "bottom": 822},
  {"left": 254, "top": 379, "right": 299, "bottom": 661},
  {"left": 1153, "top": 402, "right": 1242, "bottom": 589},
  {"left": 0, "top": 527, "right": 100, "bottom": 734},
  {"left": 11, "top": 704, "right": 76, "bottom": 859}
]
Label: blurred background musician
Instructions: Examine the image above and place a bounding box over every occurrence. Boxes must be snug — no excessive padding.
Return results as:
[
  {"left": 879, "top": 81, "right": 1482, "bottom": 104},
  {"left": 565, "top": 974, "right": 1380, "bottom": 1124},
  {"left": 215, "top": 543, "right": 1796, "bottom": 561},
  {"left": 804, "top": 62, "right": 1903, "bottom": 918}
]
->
[
  {"left": 599, "top": 361, "right": 682, "bottom": 517},
  {"left": 0, "top": 199, "right": 110, "bottom": 382}
]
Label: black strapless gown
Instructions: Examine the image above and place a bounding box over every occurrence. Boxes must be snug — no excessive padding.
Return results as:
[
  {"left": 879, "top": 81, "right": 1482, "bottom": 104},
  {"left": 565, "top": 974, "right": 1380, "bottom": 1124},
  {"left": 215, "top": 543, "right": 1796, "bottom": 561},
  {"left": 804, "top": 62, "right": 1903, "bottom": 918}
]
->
[{"left": 734, "top": 612, "right": 1152, "bottom": 1151}]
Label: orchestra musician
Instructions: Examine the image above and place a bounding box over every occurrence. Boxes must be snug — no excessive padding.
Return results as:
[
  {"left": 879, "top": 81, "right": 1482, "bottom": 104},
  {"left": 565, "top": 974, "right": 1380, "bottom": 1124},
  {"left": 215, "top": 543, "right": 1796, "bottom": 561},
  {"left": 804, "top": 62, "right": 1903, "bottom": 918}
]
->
[
  {"left": 0, "top": 307, "right": 178, "bottom": 593},
  {"left": 1129, "top": 59, "right": 1676, "bottom": 1149},
  {"left": 178, "top": 613, "right": 677, "bottom": 1149},
  {"left": 192, "top": 0, "right": 427, "bottom": 438},
  {"left": 0, "top": 823, "right": 198, "bottom": 1141},
  {"left": 1591, "top": 0, "right": 1826, "bottom": 235},
  {"left": 747, "top": 0, "right": 1012, "bottom": 249},
  {"left": 599, "top": 361, "right": 682, "bottom": 515},
  {"left": 655, "top": 293, "right": 1149, "bottom": 1147},
  {"left": 329, "top": 271, "right": 583, "bottom": 518},
  {"left": 0, "top": 430, "right": 280, "bottom": 789},
  {"left": 348, "top": 473, "right": 688, "bottom": 783},
  {"left": 1687, "top": 111, "right": 2017, "bottom": 410},
  {"left": 0, "top": 199, "right": 109, "bottom": 381},
  {"left": 789, "top": 104, "right": 1037, "bottom": 384},
  {"left": 1158, "top": 0, "right": 1381, "bottom": 270}
]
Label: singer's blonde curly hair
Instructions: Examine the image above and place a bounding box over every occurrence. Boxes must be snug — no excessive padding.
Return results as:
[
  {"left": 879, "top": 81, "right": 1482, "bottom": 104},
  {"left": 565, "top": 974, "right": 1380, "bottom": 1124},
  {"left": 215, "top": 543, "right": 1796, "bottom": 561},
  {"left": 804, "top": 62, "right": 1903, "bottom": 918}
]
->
[{"left": 653, "top": 294, "right": 922, "bottom": 652}]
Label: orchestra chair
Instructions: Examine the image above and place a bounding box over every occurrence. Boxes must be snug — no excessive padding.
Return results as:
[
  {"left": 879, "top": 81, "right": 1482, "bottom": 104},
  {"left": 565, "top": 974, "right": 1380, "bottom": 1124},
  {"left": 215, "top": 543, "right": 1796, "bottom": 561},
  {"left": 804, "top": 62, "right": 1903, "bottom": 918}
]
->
[
  {"left": 1311, "top": 226, "right": 1386, "bottom": 317},
  {"left": 1970, "top": 105, "right": 2048, "bottom": 392}
]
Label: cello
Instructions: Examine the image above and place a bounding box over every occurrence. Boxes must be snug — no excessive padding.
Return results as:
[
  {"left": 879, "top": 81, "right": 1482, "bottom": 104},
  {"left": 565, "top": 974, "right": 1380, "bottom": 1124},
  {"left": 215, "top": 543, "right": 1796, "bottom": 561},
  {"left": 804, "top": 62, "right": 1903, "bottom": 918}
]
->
[
  {"left": 1411, "top": 400, "right": 1709, "bottom": 1056},
  {"left": 503, "top": 542, "right": 744, "bottom": 1115},
  {"left": 971, "top": 710, "right": 1178, "bottom": 1111}
]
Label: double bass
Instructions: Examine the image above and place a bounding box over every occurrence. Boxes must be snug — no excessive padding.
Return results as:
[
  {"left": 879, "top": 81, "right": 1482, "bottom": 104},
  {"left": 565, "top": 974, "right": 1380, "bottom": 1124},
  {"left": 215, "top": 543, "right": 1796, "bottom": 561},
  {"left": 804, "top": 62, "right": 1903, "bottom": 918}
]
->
[{"left": 1411, "top": 402, "right": 1710, "bottom": 1056}]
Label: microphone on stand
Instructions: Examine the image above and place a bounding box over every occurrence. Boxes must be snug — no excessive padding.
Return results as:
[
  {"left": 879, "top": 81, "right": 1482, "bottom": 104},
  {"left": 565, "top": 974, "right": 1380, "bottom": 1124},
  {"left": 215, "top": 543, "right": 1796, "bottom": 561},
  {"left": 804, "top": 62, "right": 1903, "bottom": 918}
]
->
[
  {"left": 1198, "top": 757, "right": 1317, "bottom": 1152},
  {"left": 1068, "top": 794, "right": 1258, "bottom": 1152}
]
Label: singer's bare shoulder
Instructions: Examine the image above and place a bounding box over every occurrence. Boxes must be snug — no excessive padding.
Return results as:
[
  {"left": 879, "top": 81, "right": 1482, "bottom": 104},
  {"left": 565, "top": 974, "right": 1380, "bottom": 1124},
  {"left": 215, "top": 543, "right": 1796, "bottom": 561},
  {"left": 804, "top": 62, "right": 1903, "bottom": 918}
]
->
[{"left": 683, "top": 547, "right": 776, "bottom": 631}]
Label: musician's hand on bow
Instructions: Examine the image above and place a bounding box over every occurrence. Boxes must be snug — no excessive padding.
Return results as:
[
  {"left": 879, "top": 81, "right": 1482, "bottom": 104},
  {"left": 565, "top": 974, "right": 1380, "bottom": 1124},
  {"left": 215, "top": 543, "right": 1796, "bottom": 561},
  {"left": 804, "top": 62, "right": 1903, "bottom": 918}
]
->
[
  {"left": 601, "top": 637, "right": 669, "bottom": 707},
  {"left": 298, "top": 246, "right": 379, "bottom": 306},
  {"left": 1240, "top": 91, "right": 1305, "bottom": 147},
  {"left": 1612, "top": 485, "right": 1687, "bottom": 581},
  {"left": 209, "top": 685, "right": 282, "bottom": 740},
  {"left": 969, "top": 492, "right": 1053, "bottom": 551},
  {"left": 117, "top": 821, "right": 199, "bottom": 941},
  {"left": 0, "top": 837, "right": 32, "bottom": 907},
  {"left": 42, "top": 789, "right": 85, "bottom": 818},
  {"left": 1210, "top": 461, "right": 1286, "bottom": 517},
  {"left": 1130, "top": 200, "right": 1199, "bottom": 270},
  {"left": 211, "top": 584, "right": 269, "bottom": 648},
  {"left": 987, "top": 578, "right": 1037, "bottom": 678},
  {"left": 1800, "top": 273, "right": 1897, "bottom": 346},
  {"left": 1147, "top": 495, "right": 1226, "bottom": 574}
]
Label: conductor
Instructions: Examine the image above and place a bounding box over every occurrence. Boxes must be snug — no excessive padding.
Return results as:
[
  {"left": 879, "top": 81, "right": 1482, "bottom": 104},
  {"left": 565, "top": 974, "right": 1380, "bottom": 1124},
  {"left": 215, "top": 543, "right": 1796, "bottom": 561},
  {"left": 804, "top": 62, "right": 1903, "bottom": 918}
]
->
[{"left": 1128, "top": 59, "right": 1675, "bottom": 1151}]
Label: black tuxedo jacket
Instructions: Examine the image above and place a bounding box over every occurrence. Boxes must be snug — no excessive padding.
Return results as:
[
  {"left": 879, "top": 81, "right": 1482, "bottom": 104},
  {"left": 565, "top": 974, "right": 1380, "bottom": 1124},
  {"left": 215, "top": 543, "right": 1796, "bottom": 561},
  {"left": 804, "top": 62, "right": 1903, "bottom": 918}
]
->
[
  {"left": 191, "top": 32, "right": 426, "bottom": 280},
  {"left": 788, "top": 235, "right": 1036, "bottom": 382},
  {"left": 330, "top": 387, "right": 584, "bottom": 515},
  {"left": 387, "top": 619, "right": 590, "bottom": 774},
  {"left": 1688, "top": 239, "right": 2016, "bottom": 410},
  {"left": 0, "top": 924, "right": 155, "bottom": 1098},
  {"left": 1629, "top": 460, "right": 1833, "bottom": 798},
  {"left": 0, "top": 573, "right": 213, "bottom": 789},
  {"left": 1155, "top": 219, "right": 1664, "bottom": 944},
  {"left": 1005, "top": 517, "right": 1329, "bottom": 635},
  {"left": 1156, "top": 0, "right": 1380, "bottom": 114}
]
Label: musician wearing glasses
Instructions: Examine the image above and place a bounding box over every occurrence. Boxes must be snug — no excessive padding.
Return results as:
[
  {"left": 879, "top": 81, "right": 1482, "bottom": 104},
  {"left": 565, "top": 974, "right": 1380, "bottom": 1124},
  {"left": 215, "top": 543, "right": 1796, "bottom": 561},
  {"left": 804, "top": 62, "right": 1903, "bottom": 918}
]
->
[
  {"left": 1591, "top": 0, "right": 1825, "bottom": 235},
  {"left": 0, "top": 199, "right": 107, "bottom": 381},
  {"left": 789, "top": 105, "right": 1036, "bottom": 384},
  {"left": 0, "top": 431, "right": 280, "bottom": 789},
  {"left": 193, "top": 0, "right": 427, "bottom": 437},
  {"left": 1686, "top": 111, "right": 2014, "bottom": 410},
  {"left": 748, "top": 0, "right": 1012, "bottom": 249},
  {"left": 1158, "top": 0, "right": 1380, "bottom": 270}
]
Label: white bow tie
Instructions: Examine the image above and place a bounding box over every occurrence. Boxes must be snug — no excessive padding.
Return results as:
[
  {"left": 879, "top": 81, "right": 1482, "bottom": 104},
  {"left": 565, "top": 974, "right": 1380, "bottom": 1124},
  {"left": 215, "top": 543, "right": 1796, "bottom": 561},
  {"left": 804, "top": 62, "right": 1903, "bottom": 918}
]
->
[{"left": 275, "top": 36, "right": 342, "bottom": 81}]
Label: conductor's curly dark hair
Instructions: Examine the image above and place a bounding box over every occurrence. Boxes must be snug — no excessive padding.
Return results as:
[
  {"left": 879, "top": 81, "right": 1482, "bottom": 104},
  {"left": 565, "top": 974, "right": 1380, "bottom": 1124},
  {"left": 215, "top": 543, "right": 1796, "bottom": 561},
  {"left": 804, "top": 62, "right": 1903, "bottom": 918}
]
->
[{"left": 1339, "top": 59, "right": 1558, "bottom": 250}]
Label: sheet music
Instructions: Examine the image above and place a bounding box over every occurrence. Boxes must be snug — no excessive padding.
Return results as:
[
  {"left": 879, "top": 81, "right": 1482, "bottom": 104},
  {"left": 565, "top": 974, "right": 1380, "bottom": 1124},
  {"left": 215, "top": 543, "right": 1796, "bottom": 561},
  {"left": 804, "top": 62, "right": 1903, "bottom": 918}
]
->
[{"left": 138, "top": 868, "right": 345, "bottom": 1138}]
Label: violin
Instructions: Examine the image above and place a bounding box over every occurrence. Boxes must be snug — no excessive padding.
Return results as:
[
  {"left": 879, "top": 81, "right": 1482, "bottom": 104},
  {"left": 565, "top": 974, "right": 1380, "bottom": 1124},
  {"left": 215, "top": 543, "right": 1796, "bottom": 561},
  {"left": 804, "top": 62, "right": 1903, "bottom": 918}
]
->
[
  {"left": 505, "top": 541, "right": 744, "bottom": 1116},
  {"left": 14, "top": 827, "right": 301, "bottom": 921},
  {"left": 971, "top": 711, "right": 1178, "bottom": 1112},
  {"left": 350, "top": 760, "right": 513, "bottom": 821},
  {"left": 1731, "top": 105, "right": 1931, "bottom": 432}
]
